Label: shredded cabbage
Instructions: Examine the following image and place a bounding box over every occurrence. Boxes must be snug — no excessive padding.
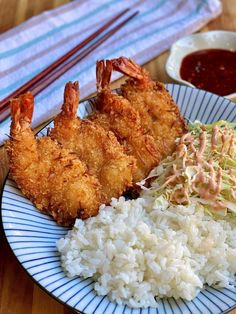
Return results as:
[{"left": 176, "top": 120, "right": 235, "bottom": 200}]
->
[{"left": 139, "top": 120, "right": 236, "bottom": 218}]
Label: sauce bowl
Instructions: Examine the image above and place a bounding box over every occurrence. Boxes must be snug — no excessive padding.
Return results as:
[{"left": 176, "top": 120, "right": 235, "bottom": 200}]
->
[{"left": 166, "top": 31, "right": 236, "bottom": 99}]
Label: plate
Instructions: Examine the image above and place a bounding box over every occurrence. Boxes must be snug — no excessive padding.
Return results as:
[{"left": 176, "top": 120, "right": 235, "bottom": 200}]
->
[
  {"left": 1, "top": 84, "right": 236, "bottom": 314},
  {"left": 166, "top": 31, "right": 236, "bottom": 99}
]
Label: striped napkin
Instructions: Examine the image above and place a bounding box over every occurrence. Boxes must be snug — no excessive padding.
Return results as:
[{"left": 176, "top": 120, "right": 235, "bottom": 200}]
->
[{"left": 0, "top": 0, "right": 221, "bottom": 145}]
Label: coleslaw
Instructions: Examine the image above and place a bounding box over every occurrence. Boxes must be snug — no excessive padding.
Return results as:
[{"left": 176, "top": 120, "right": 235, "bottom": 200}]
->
[{"left": 139, "top": 120, "right": 236, "bottom": 217}]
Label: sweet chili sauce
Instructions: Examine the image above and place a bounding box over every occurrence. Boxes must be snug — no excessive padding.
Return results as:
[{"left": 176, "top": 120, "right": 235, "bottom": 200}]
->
[{"left": 180, "top": 49, "right": 236, "bottom": 96}]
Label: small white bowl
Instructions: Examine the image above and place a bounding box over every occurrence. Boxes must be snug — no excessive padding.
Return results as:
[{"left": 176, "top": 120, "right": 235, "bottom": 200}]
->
[{"left": 166, "top": 30, "right": 236, "bottom": 99}]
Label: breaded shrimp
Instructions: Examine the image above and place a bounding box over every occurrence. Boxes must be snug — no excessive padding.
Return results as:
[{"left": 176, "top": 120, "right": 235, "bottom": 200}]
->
[
  {"left": 50, "top": 81, "right": 136, "bottom": 201},
  {"left": 111, "top": 57, "right": 187, "bottom": 158},
  {"left": 5, "top": 92, "right": 104, "bottom": 226},
  {"left": 89, "top": 60, "right": 161, "bottom": 183}
]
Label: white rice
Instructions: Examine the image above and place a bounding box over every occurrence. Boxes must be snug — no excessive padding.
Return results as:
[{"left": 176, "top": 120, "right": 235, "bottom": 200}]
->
[{"left": 57, "top": 195, "right": 236, "bottom": 308}]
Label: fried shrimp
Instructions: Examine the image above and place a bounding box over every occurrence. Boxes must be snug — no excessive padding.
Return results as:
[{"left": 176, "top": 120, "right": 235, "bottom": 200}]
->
[
  {"left": 50, "top": 81, "right": 135, "bottom": 201},
  {"left": 6, "top": 93, "right": 104, "bottom": 226},
  {"left": 89, "top": 60, "right": 161, "bottom": 183},
  {"left": 111, "top": 57, "right": 187, "bottom": 158}
]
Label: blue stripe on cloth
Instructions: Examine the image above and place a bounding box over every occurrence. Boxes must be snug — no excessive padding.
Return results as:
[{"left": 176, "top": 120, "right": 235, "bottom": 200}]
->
[
  {"left": 37, "top": 0, "right": 206, "bottom": 98},
  {"left": 0, "top": 69, "right": 43, "bottom": 97},
  {"left": 0, "top": 0, "right": 204, "bottom": 103},
  {"left": 103, "top": 0, "right": 205, "bottom": 58},
  {"left": 0, "top": 0, "right": 118, "bottom": 59},
  {"left": 0, "top": 0, "right": 166, "bottom": 98}
]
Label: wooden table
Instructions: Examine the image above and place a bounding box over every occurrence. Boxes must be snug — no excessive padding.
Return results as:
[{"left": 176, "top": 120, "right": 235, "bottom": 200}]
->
[{"left": 0, "top": 1, "right": 236, "bottom": 313}]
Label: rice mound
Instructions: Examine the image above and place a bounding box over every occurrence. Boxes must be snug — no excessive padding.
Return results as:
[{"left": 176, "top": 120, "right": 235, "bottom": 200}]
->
[{"left": 57, "top": 196, "right": 236, "bottom": 308}]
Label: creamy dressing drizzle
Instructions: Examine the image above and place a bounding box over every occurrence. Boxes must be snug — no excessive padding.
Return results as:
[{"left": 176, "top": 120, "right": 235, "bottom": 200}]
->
[
  {"left": 211, "top": 126, "right": 219, "bottom": 150},
  {"left": 158, "top": 123, "right": 236, "bottom": 213},
  {"left": 196, "top": 131, "right": 206, "bottom": 163},
  {"left": 229, "top": 169, "right": 236, "bottom": 199}
]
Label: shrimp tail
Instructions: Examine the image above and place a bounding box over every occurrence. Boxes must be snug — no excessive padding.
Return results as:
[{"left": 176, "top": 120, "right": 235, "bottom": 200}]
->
[
  {"left": 111, "top": 56, "right": 150, "bottom": 83},
  {"left": 49, "top": 81, "right": 80, "bottom": 141},
  {"left": 96, "top": 60, "right": 112, "bottom": 92},
  {"left": 10, "top": 98, "right": 21, "bottom": 134},
  {"left": 61, "top": 81, "right": 79, "bottom": 118},
  {"left": 10, "top": 92, "right": 34, "bottom": 135}
]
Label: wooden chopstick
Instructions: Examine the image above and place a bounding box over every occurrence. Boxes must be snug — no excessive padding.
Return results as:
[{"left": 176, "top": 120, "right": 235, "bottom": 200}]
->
[
  {"left": 32, "top": 11, "right": 139, "bottom": 95},
  {"left": 0, "top": 9, "right": 138, "bottom": 123}
]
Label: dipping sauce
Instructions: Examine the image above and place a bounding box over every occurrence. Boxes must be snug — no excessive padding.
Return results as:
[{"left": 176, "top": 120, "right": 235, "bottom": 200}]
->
[{"left": 180, "top": 49, "right": 236, "bottom": 96}]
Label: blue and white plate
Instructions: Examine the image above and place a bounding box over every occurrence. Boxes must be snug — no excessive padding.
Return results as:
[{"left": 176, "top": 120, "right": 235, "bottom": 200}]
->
[{"left": 1, "top": 84, "right": 236, "bottom": 314}]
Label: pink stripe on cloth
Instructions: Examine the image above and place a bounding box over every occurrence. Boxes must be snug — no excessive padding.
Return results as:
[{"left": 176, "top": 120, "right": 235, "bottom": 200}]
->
[
  {"left": 0, "top": 0, "right": 222, "bottom": 145},
  {"left": 101, "top": 0, "right": 187, "bottom": 53},
  {"left": 0, "top": 16, "right": 110, "bottom": 77},
  {"left": 0, "top": 0, "right": 86, "bottom": 40}
]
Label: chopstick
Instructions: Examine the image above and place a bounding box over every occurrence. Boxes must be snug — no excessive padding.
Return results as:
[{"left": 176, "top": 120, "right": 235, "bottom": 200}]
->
[{"left": 0, "top": 9, "right": 138, "bottom": 123}]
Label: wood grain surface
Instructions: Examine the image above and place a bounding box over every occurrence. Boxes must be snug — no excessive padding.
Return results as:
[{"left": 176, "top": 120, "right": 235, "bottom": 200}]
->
[{"left": 0, "top": 1, "right": 236, "bottom": 314}]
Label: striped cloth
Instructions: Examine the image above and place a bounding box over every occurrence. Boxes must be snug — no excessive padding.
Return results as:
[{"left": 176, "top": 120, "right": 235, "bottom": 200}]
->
[{"left": 0, "top": 0, "right": 221, "bottom": 145}]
